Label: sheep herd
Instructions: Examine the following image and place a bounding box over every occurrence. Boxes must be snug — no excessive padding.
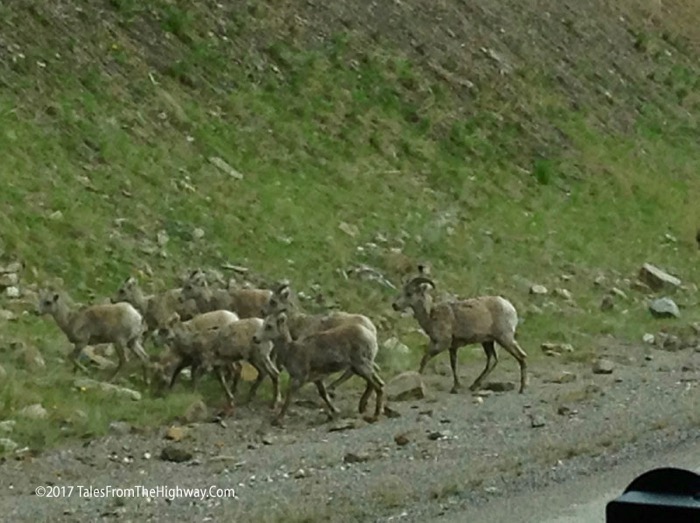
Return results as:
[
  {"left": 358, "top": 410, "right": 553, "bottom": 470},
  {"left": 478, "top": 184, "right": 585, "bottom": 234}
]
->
[{"left": 36, "top": 265, "right": 528, "bottom": 426}]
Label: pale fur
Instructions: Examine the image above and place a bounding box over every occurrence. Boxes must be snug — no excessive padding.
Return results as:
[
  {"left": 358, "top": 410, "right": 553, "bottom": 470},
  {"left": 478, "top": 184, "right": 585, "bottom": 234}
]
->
[
  {"left": 392, "top": 268, "right": 528, "bottom": 393},
  {"left": 37, "top": 289, "right": 150, "bottom": 383},
  {"left": 262, "top": 282, "right": 379, "bottom": 393},
  {"left": 253, "top": 312, "right": 385, "bottom": 425}
]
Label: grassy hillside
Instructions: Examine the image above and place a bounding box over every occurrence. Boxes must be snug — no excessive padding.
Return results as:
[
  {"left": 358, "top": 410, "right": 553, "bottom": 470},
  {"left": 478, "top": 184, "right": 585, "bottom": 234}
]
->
[{"left": 1, "top": 0, "right": 699, "bottom": 449}]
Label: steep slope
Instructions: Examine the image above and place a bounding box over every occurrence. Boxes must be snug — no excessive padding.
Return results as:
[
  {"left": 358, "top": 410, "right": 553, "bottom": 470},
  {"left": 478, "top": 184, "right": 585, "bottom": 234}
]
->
[{"left": 0, "top": 0, "right": 699, "bottom": 447}]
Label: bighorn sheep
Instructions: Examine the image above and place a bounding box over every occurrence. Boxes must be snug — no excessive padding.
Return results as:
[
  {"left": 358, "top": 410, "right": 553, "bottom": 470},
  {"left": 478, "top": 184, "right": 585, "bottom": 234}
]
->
[
  {"left": 150, "top": 309, "right": 240, "bottom": 391},
  {"left": 156, "top": 315, "right": 281, "bottom": 409},
  {"left": 111, "top": 276, "right": 197, "bottom": 336},
  {"left": 253, "top": 311, "right": 385, "bottom": 425},
  {"left": 262, "top": 282, "right": 379, "bottom": 394},
  {"left": 181, "top": 269, "right": 272, "bottom": 319},
  {"left": 37, "top": 289, "right": 150, "bottom": 383},
  {"left": 391, "top": 267, "right": 528, "bottom": 393}
]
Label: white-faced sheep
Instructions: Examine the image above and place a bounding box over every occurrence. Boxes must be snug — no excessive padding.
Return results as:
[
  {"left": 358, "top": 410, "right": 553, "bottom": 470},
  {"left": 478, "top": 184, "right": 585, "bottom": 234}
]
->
[
  {"left": 181, "top": 269, "right": 272, "bottom": 319},
  {"left": 262, "top": 282, "right": 379, "bottom": 395},
  {"left": 391, "top": 267, "right": 528, "bottom": 393},
  {"left": 157, "top": 315, "right": 281, "bottom": 410},
  {"left": 37, "top": 289, "right": 150, "bottom": 383},
  {"left": 111, "top": 276, "right": 197, "bottom": 336},
  {"left": 150, "top": 309, "right": 240, "bottom": 392},
  {"left": 253, "top": 311, "right": 385, "bottom": 426}
]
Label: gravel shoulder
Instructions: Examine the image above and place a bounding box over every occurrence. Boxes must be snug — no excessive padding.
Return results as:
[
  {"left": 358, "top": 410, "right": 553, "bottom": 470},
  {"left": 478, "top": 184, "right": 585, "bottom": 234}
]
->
[{"left": 0, "top": 346, "right": 698, "bottom": 522}]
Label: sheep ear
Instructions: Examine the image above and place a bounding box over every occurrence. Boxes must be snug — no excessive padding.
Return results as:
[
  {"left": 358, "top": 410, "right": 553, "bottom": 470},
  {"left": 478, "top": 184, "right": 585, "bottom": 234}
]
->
[
  {"left": 52, "top": 293, "right": 60, "bottom": 302},
  {"left": 279, "top": 286, "right": 290, "bottom": 300},
  {"left": 417, "top": 263, "right": 430, "bottom": 276},
  {"left": 277, "top": 312, "right": 287, "bottom": 326}
]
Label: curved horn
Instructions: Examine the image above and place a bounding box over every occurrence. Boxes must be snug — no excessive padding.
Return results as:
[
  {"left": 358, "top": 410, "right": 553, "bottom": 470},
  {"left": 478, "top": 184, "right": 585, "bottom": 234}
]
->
[{"left": 408, "top": 276, "right": 435, "bottom": 289}]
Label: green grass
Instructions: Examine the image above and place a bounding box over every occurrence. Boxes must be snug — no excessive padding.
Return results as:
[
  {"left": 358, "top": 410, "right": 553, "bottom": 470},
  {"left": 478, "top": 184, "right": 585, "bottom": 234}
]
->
[{"left": 1, "top": 0, "right": 700, "bottom": 452}]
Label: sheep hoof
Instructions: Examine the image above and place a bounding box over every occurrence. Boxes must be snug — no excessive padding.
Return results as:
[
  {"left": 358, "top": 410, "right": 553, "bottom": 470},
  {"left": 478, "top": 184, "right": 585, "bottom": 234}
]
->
[
  {"left": 362, "top": 415, "right": 379, "bottom": 424},
  {"left": 450, "top": 385, "right": 462, "bottom": 394},
  {"left": 271, "top": 417, "right": 284, "bottom": 427}
]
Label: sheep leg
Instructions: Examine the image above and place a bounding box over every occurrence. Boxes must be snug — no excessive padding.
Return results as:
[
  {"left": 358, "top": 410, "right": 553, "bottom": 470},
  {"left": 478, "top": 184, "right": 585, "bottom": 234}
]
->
[
  {"left": 229, "top": 363, "right": 242, "bottom": 397},
  {"left": 371, "top": 370, "right": 386, "bottom": 420},
  {"left": 168, "top": 359, "right": 190, "bottom": 389},
  {"left": 128, "top": 338, "right": 150, "bottom": 385},
  {"left": 216, "top": 366, "right": 236, "bottom": 408},
  {"left": 107, "top": 343, "right": 127, "bottom": 383},
  {"left": 190, "top": 362, "right": 201, "bottom": 391},
  {"left": 358, "top": 381, "right": 374, "bottom": 414},
  {"left": 468, "top": 341, "right": 498, "bottom": 392},
  {"left": 418, "top": 340, "right": 447, "bottom": 375},
  {"left": 261, "top": 357, "right": 282, "bottom": 408},
  {"left": 314, "top": 380, "right": 340, "bottom": 419},
  {"left": 354, "top": 365, "right": 385, "bottom": 422},
  {"left": 495, "top": 337, "right": 528, "bottom": 393},
  {"left": 273, "top": 377, "right": 302, "bottom": 426},
  {"left": 70, "top": 344, "right": 90, "bottom": 375},
  {"left": 448, "top": 346, "right": 462, "bottom": 393},
  {"left": 326, "top": 369, "right": 354, "bottom": 398},
  {"left": 245, "top": 360, "right": 267, "bottom": 404}
]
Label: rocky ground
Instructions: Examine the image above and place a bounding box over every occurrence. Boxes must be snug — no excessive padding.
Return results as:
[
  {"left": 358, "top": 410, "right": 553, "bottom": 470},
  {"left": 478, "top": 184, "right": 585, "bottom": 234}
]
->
[{"left": 0, "top": 341, "right": 697, "bottom": 523}]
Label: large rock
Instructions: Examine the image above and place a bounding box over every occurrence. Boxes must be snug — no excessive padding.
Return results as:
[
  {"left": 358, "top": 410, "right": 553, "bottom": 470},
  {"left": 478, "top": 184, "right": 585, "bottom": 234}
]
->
[
  {"left": 74, "top": 378, "right": 142, "bottom": 401},
  {"left": 649, "top": 297, "right": 680, "bottom": 319},
  {"left": 592, "top": 358, "right": 615, "bottom": 375},
  {"left": 19, "top": 404, "right": 48, "bottom": 420},
  {"left": 0, "top": 438, "right": 18, "bottom": 453},
  {"left": 386, "top": 371, "right": 425, "bottom": 401},
  {"left": 638, "top": 263, "right": 681, "bottom": 291}
]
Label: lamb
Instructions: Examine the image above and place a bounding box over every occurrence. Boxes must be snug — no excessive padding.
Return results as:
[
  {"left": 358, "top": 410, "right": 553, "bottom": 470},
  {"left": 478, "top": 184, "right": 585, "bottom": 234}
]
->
[
  {"left": 37, "top": 288, "right": 150, "bottom": 383},
  {"left": 262, "top": 282, "right": 379, "bottom": 394},
  {"left": 252, "top": 311, "right": 385, "bottom": 426},
  {"left": 150, "top": 309, "right": 240, "bottom": 392},
  {"left": 391, "top": 267, "right": 528, "bottom": 393},
  {"left": 111, "top": 276, "right": 197, "bottom": 337},
  {"left": 157, "top": 315, "right": 281, "bottom": 409},
  {"left": 181, "top": 269, "right": 272, "bottom": 319}
]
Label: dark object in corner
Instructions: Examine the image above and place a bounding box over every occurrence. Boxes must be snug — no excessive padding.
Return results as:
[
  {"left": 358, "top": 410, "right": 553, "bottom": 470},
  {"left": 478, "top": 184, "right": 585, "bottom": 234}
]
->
[{"left": 606, "top": 467, "right": 700, "bottom": 522}]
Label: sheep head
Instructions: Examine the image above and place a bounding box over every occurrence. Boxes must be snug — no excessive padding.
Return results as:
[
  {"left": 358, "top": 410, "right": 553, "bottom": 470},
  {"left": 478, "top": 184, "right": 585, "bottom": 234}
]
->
[
  {"left": 391, "top": 275, "right": 436, "bottom": 312},
  {"left": 37, "top": 289, "right": 61, "bottom": 315},
  {"left": 261, "top": 281, "right": 292, "bottom": 317},
  {"left": 253, "top": 312, "right": 289, "bottom": 345},
  {"left": 112, "top": 276, "right": 138, "bottom": 304}
]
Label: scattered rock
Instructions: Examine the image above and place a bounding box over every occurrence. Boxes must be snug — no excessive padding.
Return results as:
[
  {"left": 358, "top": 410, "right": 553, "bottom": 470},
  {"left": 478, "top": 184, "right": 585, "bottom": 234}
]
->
[
  {"left": 293, "top": 468, "right": 308, "bottom": 479},
  {"left": 610, "top": 287, "right": 628, "bottom": 300},
  {"left": 592, "top": 358, "right": 615, "bottom": 375},
  {"left": 427, "top": 430, "right": 451, "bottom": 441},
  {"left": 239, "top": 362, "right": 258, "bottom": 382},
  {"left": 338, "top": 222, "right": 359, "bottom": 237},
  {"left": 382, "top": 337, "right": 410, "bottom": 354},
  {"left": 0, "top": 261, "right": 23, "bottom": 274},
  {"left": 553, "top": 371, "right": 577, "bottom": 384},
  {"left": 5, "top": 287, "right": 20, "bottom": 299},
  {"left": 394, "top": 433, "right": 410, "bottom": 446},
  {"left": 82, "top": 346, "right": 115, "bottom": 370},
  {"left": 690, "top": 322, "right": 700, "bottom": 336},
  {"left": 74, "top": 378, "right": 142, "bottom": 401},
  {"left": 593, "top": 275, "right": 606, "bottom": 286},
  {"left": 0, "top": 310, "right": 17, "bottom": 321},
  {"left": 483, "top": 382, "right": 515, "bottom": 392},
  {"left": 386, "top": 371, "right": 425, "bottom": 401},
  {"left": 165, "top": 426, "right": 188, "bottom": 442},
  {"left": 328, "top": 419, "right": 358, "bottom": 432},
  {"left": 529, "top": 413, "right": 546, "bottom": 428},
  {"left": 19, "top": 404, "right": 48, "bottom": 420},
  {"left": 642, "top": 333, "right": 655, "bottom": 344},
  {"left": 156, "top": 230, "right": 169, "bottom": 246},
  {"left": 192, "top": 228, "right": 205, "bottom": 240},
  {"left": 681, "top": 362, "right": 697, "bottom": 372},
  {"left": 649, "top": 297, "right": 680, "bottom": 319},
  {"left": 14, "top": 343, "right": 45, "bottom": 369},
  {"left": 0, "top": 272, "right": 18, "bottom": 288},
  {"left": 600, "top": 295, "right": 614, "bottom": 312},
  {"left": 557, "top": 406, "right": 578, "bottom": 416},
  {"left": 473, "top": 390, "right": 493, "bottom": 398},
  {"left": 183, "top": 399, "right": 209, "bottom": 424},
  {"left": 553, "top": 288, "right": 573, "bottom": 300},
  {"left": 108, "top": 421, "right": 132, "bottom": 436},
  {"left": 638, "top": 263, "right": 681, "bottom": 291},
  {"left": 160, "top": 445, "right": 192, "bottom": 463},
  {"left": 0, "top": 438, "right": 19, "bottom": 453},
  {"left": 384, "top": 406, "right": 402, "bottom": 418},
  {"left": 541, "top": 342, "right": 574, "bottom": 356},
  {"left": 208, "top": 156, "right": 244, "bottom": 180},
  {"left": 344, "top": 452, "right": 371, "bottom": 464},
  {"left": 0, "top": 420, "right": 16, "bottom": 434},
  {"left": 529, "top": 284, "right": 548, "bottom": 295}
]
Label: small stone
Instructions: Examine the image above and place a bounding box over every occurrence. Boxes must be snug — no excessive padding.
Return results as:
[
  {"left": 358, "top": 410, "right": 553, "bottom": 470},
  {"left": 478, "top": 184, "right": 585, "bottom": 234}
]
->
[
  {"left": 681, "top": 363, "right": 697, "bottom": 372},
  {"left": 557, "top": 406, "right": 575, "bottom": 416},
  {"left": 610, "top": 287, "right": 628, "bottom": 300},
  {"left": 0, "top": 310, "right": 17, "bottom": 321},
  {"left": 386, "top": 371, "right": 426, "bottom": 401},
  {"left": 165, "top": 426, "right": 188, "bottom": 441},
  {"left": 338, "top": 222, "right": 359, "bottom": 237},
  {"left": 649, "top": 297, "right": 680, "bottom": 319},
  {"left": 394, "top": 433, "right": 410, "bottom": 446},
  {"left": 19, "top": 404, "right": 48, "bottom": 420},
  {"left": 592, "top": 358, "right": 615, "bottom": 375},
  {"left": 0, "top": 438, "right": 19, "bottom": 453},
  {"left": 382, "top": 337, "right": 410, "bottom": 354},
  {"left": 344, "top": 452, "right": 371, "bottom": 464},
  {"left": 208, "top": 156, "right": 244, "bottom": 180},
  {"left": 156, "top": 230, "right": 169, "bottom": 246},
  {"left": 642, "top": 333, "right": 655, "bottom": 344},
  {"left": 473, "top": 397, "right": 484, "bottom": 405},
  {"left": 593, "top": 275, "right": 606, "bottom": 286},
  {"left": 5, "top": 287, "right": 20, "bottom": 299},
  {"left": 328, "top": 420, "right": 359, "bottom": 432},
  {"left": 553, "top": 288, "right": 573, "bottom": 300},
  {"left": 530, "top": 284, "right": 548, "bottom": 295},
  {"left": 473, "top": 390, "right": 493, "bottom": 398},
  {"left": 109, "top": 421, "right": 132, "bottom": 436},
  {"left": 293, "top": 468, "right": 308, "bottom": 479},
  {"left": 483, "top": 382, "right": 515, "bottom": 392},
  {"left": 160, "top": 446, "right": 192, "bottom": 463},
  {"left": 638, "top": 263, "right": 681, "bottom": 291},
  {"left": 0, "top": 273, "right": 18, "bottom": 287},
  {"left": 261, "top": 435, "right": 275, "bottom": 445},
  {"left": 530, "top": 413, "right": 546, "bottom": 428},
  {"left": 74, "top": 378, "right": 141, "bottom": 401},
  {"left": 600, "top": 295, "right": 614, "bottom": 311},
  {"left": 183, "top": 400, "right": 209, "bottom": 424},
  {"left": 192, "top": 228, "right": 205, "bottom": 240},
  {"left": 427, "top": 430, "right": 451, "bottom": 441},
  {"left": 384, "top": 406, "right": 401, "bottom": 418},
  {"left": 0, "top": 420, "right": 16, "bottom": 434},
  {"left": 554, "top": 371, "right": 577, "bottom": 384}
]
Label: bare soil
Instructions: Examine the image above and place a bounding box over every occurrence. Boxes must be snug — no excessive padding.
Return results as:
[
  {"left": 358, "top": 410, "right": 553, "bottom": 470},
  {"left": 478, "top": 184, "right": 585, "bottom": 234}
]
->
[{"left": 0, "top": 345, "right": 697, "bottom": 522}]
